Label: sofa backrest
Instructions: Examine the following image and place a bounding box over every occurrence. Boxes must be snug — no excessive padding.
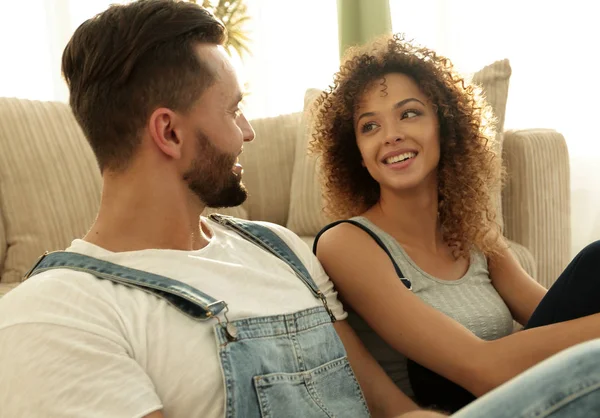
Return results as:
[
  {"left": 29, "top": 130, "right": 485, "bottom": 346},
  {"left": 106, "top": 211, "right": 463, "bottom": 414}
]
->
[{"left": 0, "top": 97, "right": 102, "bottom": 285}]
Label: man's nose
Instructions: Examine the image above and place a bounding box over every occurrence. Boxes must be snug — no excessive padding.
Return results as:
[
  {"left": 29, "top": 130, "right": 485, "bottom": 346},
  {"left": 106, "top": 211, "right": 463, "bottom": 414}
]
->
[{"left": 240, "top": 114, "right": 255, "bottom": 142}]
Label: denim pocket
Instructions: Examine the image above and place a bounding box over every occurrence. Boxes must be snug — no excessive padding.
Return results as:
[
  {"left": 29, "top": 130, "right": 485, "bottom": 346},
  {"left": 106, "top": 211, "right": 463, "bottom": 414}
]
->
[{"left": 253, "top": 357, "right": 370, "bottom": 418}]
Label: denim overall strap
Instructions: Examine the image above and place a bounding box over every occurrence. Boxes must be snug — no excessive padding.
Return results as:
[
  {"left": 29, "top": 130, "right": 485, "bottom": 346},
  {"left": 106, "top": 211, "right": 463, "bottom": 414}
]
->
[
  {"left": 23, "top": 251, "right": 227, "bottom": 320},
  {"left": 208, "top": 214, "right": 336, "bottom": 321}
]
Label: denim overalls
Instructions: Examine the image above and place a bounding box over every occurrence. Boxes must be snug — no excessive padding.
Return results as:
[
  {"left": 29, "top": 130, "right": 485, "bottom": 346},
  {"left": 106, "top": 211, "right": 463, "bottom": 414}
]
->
[{"left": 24, "top": 214, "right": 370, "bottom": 418}]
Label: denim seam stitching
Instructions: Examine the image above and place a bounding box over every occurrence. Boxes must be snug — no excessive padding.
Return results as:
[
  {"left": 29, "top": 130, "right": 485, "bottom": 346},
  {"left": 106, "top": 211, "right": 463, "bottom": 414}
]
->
[
  {"left": 34, "top": 263, "right": 218, "bottom": 313},
  {"left": 536, "top": 380, "right": 600, "bottom": 418},
  {"left": 228, "top": 321, "right": 332, "bottom": 341},
  {"left": 229, "top": 306, "right": 327, "bottom": 325},
  {"left": 220, "top": 343, "right": 236, "bottom": 418},
  {"left": 304, "top": 378, "right": 335, "bottom": 417}
]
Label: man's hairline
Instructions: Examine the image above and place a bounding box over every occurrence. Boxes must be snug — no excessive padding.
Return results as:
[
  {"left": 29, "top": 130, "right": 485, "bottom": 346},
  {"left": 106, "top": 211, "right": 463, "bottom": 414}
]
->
[{"left": 191, "top": 42, "right": 242, "bottom": 109}]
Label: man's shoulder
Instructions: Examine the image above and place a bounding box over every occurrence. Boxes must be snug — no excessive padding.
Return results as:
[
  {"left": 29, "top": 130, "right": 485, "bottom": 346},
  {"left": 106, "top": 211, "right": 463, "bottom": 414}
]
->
[
  {"left": 0, "top": 268, "right": 123, "bottom": 331},
  {"left": 2, "top": 267, "right": 104, "bottom": 298}
]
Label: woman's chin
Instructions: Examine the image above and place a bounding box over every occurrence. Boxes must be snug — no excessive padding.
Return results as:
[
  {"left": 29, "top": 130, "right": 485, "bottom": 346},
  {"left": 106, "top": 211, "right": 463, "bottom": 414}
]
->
[{"left": 384, "top": 175, "right": 436, "bottom": 193}]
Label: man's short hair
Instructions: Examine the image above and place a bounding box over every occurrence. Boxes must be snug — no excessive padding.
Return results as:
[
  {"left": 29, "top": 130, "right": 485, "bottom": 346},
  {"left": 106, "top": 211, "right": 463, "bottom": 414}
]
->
[{"left": 62, "top": 0, "right": 226, "bottom": 172}]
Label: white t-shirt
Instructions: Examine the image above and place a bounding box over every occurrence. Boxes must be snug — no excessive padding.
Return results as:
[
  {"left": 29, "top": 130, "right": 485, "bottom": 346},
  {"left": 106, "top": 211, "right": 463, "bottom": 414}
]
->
[{"left": 0, "top": 219, "right": 346, "bottom": 418}]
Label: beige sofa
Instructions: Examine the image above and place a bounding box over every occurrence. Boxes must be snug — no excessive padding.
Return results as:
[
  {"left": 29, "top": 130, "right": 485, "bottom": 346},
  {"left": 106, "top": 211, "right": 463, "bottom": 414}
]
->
[{"left": 0, "top": 60, "right": 571, "bottom": 296}]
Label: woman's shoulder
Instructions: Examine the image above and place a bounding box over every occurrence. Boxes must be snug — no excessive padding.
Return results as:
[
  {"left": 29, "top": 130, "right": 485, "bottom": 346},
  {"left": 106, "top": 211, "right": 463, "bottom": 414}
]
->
[
  {"left": 314, "top": 217, "right": 379, "bottom": 252},
  {"left": 315, "top": 221, "right": 384, "bottom": 263}
]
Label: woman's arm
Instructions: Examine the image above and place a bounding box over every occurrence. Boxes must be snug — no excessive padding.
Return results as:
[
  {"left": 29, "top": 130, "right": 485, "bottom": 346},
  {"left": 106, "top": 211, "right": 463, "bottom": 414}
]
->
[
  {"left": 487, "top": 241, "right": 547, "bottom": 325},
  {"left": 317, "top": 223, "right": 600, "bottom": 396},
  {"left": 334, "top": 320, "right": 421, "bottom": 417}
]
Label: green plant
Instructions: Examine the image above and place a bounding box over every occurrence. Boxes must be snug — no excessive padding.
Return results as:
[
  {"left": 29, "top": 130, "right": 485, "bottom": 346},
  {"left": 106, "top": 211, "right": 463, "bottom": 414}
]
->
[{"left": 189, "top": 0, "right": 251, "bottom": 57}]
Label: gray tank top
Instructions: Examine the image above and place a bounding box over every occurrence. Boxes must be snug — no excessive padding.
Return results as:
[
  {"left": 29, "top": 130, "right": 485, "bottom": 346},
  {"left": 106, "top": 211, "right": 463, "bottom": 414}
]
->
[{"left": 347, "top": 216, "right": 514, "bottom": 397}]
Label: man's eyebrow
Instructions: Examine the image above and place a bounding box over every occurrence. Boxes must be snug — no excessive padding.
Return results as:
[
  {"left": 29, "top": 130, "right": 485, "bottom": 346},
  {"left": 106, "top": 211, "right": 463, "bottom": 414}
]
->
[{"left": 230, "top": 92, "right": 245, "bottom": 107}]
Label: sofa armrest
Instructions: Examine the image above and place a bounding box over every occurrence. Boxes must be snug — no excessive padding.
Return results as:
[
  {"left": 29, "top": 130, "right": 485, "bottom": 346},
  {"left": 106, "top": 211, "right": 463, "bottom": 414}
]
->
[{"left": 501, "top": 129, "right": 571, "bottom": 289}]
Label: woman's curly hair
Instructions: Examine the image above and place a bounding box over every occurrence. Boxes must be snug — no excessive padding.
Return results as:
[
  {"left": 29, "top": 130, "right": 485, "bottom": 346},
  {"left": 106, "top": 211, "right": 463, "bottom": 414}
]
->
[{"left": 309, "top": 34, "right": 505, "bottom": 258}]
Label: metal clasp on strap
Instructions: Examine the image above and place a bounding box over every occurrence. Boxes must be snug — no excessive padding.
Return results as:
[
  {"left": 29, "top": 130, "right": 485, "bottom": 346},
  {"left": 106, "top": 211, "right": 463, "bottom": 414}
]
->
[
  {"left": 23, "top": 251, "right": 49, "bottom": 280},
  {"left": 209, "top": 303, "right": 238, "bottom": 341},
  {"left": 317, "top": 291, "right": 337, "bottom": 323}
]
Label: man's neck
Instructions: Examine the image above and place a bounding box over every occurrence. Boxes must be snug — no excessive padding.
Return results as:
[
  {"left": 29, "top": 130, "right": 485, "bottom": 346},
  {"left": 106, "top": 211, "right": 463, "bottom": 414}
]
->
[{"left": 84, "top": 173, "right": 210, "bottom": 253}]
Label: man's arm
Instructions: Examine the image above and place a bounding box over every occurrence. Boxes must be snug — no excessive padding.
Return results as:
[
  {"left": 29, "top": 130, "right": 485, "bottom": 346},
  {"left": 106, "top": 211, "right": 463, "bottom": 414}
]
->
[{"left": 0, "top": 322, "right": 163, "bottom": 417}]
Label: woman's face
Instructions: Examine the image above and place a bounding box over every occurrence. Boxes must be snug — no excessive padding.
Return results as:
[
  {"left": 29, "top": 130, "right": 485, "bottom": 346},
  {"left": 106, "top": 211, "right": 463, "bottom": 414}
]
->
[{"left": 354, "top": 72, "right": 440, "bottom": 194}]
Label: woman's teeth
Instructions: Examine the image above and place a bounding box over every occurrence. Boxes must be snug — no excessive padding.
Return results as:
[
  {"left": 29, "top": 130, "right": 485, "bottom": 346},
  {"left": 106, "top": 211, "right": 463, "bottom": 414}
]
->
[{"left": 385, "top": 152, "right": 417, "bottom": 164}]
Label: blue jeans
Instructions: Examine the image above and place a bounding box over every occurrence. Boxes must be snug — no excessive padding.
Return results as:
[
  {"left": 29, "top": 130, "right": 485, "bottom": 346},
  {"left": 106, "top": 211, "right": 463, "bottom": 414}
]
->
[{"left": 454, "top": 339, "right": 600, "bottom": 417}]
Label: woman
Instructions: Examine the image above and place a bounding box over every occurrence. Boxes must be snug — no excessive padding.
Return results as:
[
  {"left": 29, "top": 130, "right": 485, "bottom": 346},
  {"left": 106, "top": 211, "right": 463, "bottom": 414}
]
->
[{"left": 311, "top": 34, "right": 600, "bottom": 413}]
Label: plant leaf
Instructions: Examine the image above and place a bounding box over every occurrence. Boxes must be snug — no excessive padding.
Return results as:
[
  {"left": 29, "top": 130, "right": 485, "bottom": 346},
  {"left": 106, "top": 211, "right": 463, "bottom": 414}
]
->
[{"left": 188, "top": 0, "right": 251, "bottom": 58}]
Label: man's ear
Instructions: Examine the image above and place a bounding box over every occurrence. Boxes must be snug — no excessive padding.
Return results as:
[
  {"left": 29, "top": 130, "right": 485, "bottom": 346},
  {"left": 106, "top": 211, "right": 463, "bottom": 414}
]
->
[{"left": 148, "top": 107, "right": 183, "bottom": 160}]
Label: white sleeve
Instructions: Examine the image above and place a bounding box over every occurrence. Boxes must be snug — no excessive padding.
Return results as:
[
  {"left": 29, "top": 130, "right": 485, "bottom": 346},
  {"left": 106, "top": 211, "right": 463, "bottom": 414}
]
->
[
  {"left": 260, "top": 222, "right": 348, "bottom": 321},
  {"left": 0, "top": 279, "right": 162, "bottom": 418},
  {"left": 308, "top": 256, "right": 348, "bottom": 321}
]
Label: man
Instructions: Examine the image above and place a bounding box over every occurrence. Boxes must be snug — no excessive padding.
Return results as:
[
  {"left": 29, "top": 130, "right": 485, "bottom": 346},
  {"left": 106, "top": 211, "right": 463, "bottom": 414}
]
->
[{"left": 0, "top": 1, "right": 599, "bottom": 417}]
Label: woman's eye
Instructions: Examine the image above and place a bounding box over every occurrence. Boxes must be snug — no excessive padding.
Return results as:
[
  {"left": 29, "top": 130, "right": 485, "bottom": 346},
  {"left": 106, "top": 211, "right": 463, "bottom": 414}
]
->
[
  {"left": 402, "top": 109, "right": 420, "bottom": 119},
  {"left": 361, "top": 122, "right": 378, "bottom": 133}
]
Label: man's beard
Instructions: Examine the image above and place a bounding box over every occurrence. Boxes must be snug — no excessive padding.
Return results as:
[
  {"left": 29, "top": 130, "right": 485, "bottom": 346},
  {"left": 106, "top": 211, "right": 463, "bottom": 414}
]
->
[{"left": 183, "top": 130, "right": 248, "bottom": 208}]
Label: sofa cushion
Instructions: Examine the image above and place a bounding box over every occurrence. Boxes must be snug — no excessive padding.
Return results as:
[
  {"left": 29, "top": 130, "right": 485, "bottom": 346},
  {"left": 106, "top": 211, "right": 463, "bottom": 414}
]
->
[
  {"left": 471, "top": 59, "right": 512, "bottom": 134},
  {"left": 286, "top": 61, "right": 512, "bottom": 236},
  {"left": 472, "top": 59, "right": 512, "bottom": 230},
  {"left": 286, "top": 89, "right": 326, "bottom": 236},
  {"left": 0, "top": 207, "right": 6, "bottom": 273},
  {"left": 242, "top": 112, "right": 302, "bottom": 225},
  {"left": 0, "top": 98, "right": 102, "bottom": 284}
]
